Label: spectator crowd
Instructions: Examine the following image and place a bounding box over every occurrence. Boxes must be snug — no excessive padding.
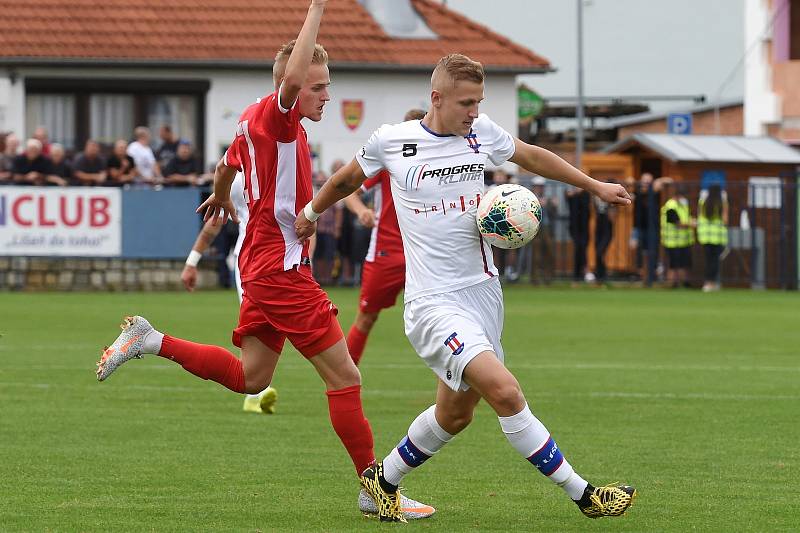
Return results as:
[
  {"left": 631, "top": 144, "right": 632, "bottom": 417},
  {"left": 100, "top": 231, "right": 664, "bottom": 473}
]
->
[
  {"left": 1, "top": 126, "right": 731, "bottom": 291},
  {"left": 0, "top": 125, "right": 208, "bottom": 188}
]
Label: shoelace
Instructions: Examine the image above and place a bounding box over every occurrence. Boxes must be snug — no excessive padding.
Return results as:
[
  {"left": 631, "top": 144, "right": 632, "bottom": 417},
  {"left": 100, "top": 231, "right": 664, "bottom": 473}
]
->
[{"left": 589, "top": 484, "right": 626, "bottom": 512}]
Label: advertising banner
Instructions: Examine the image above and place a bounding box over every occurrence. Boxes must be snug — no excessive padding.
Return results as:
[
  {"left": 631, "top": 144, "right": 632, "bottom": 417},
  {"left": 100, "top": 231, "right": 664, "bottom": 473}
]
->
[{"left": 0, "top": 186, "right": 121, "bottom": 256}]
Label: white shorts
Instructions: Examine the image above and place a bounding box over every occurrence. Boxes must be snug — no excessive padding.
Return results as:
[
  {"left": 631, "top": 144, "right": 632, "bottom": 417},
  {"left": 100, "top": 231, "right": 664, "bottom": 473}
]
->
[{"left": 404, "top": 277, "right": 504, "bottom": 392}]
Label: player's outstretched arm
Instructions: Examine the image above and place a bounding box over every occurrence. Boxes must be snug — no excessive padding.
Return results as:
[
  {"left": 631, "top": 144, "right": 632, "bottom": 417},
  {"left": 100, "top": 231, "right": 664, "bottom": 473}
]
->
[
  {"left": 343, "top": 190, "right": 375, "bottom": 228},
  {"left": 280, "top": 0, "right": 327, "bottom": 110},
  {"left": 181, "top": 219, "right": 224, "bottom": 292},
  {"left": 510, "top": 138, "right": 631, "bottom": 206},
  {"left": 197, "top": 158, "right": 239, "bottom": 225},
  {"left": 295, "top": 158, "right": 368, "bottom": 241}
]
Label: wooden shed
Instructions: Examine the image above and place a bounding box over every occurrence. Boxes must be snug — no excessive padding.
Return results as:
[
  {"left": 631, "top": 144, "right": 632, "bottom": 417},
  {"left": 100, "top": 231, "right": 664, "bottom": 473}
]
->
[{"left": 604, "top": 134, "right": 800, "bottom": 288}]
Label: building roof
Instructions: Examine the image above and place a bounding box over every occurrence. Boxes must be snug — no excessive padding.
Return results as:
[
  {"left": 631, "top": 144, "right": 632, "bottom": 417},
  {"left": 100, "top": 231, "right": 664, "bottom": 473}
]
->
[
  {"left": 605, "top": 133, "right": 800, "bottom": 165},
  {"left": 0, "top": 0, "right": 551, "bottom": 73},
  {"left": 607, "top": 99, "right": 743, "bottom": 128}
]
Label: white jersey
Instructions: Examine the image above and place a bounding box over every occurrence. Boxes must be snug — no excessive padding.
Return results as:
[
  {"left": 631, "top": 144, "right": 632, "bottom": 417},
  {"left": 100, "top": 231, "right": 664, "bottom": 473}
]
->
[
  {"left": 231, "top": 172, "right": 249, "bottom": 301},
  {"left": 231, "top": 172, "right": 249, "bottom": 258},
  {"left": 126, "top": 141, "right": 157, "bottom": 181},
  {"left": 356, "top": 114, "right": 515, "bottom": 302}
]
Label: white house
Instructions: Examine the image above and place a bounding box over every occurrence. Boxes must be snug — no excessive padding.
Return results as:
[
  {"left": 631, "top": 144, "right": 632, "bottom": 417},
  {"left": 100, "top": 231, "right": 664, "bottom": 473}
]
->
[{"left": 0, "top": 0, "right": 551, "bottom": 172}]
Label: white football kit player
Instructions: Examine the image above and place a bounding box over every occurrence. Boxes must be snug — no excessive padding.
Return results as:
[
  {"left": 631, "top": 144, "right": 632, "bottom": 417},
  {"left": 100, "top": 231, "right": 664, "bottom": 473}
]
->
[{"left": 356, "top": 114, "right": 515, "bottom": 391}]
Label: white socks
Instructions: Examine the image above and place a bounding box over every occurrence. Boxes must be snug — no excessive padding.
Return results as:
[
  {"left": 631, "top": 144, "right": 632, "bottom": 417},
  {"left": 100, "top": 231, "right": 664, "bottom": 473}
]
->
[
  {"left": 498, "top": 404, "right": 588, "bottom": 500},
  {"left": 142, "top": 329, "right": 164, "bottom": 355},
  {"left": 245, "top": 388, "right": 271, "bottom": 400},
  {"left": 382, "top": 405, "right": 453, "bottom": 486},
  {"left": 380, "top": 403, "right": 588, "bottom": 501}
]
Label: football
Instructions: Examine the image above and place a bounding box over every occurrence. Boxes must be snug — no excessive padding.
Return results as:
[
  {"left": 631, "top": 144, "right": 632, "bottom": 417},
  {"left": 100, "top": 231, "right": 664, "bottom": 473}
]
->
[{"left": 476, "top": 183, "right": 542, "bottom": 249}]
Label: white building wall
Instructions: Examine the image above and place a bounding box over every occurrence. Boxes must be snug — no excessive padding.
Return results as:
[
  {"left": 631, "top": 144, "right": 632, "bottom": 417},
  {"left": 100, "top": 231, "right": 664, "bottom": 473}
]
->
[
  {"left": 744, "top": 0, "right": 780, "bottom": 135},
  {"left": 3, "top": 67, "right": 519, "bottom": 172},
  {"left": 208, "top": 70, "right": 518, "bottom": 173},
  {"left": 0, "top": 73, "right": 26, "bottom": 138}
]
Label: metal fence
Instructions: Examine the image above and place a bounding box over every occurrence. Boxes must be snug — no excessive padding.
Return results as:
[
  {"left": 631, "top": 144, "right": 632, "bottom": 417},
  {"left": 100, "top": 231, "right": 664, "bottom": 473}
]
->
[{"left": 505, "top": 178, "right": 799, "bottom": 290}]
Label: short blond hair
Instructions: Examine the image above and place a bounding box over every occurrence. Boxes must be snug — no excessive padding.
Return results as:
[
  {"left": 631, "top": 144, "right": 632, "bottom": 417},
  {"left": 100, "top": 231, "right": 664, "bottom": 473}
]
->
[
  {"left": 272, "top": 40, "right": 329, "bottom": 88},
  {"left": 431, "top": 53, "right": 484, "bottom": 90}
]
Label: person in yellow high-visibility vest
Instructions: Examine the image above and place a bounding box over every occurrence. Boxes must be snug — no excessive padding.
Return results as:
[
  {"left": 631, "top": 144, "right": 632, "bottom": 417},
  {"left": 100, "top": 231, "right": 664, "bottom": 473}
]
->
[
  {"left": 697, "top": 184, "right": 728, "bottom": 292},
  {"left": 660, "top": 182, "right": 695, "bottom": 287}
]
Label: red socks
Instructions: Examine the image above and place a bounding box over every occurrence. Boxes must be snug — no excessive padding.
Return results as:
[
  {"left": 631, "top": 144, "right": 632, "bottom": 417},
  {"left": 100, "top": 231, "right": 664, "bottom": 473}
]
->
[
  {"left": 326, "top": 385, "right": 375, "bottom": 474},
  {"left": 159, "top": 335, "right": 245, "bottom": 393},
  {"left": 346, "top": 325, "right": 368, "bottom": 366},
  {"left": 157, "top": 337, "right": 375, "bottom": 473}
]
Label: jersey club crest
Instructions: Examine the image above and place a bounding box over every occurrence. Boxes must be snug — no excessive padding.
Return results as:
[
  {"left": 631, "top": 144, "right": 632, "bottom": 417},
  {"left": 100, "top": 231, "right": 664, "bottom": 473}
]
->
[{"left": 342, "top": 100, "right": 364, "bottom": 131}]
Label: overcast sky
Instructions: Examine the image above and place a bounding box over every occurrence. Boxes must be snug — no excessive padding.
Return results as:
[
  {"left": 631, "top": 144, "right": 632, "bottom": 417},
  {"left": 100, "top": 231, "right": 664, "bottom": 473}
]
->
[{"left": 444, "top": 0, "right": 745, "bottom": 108}]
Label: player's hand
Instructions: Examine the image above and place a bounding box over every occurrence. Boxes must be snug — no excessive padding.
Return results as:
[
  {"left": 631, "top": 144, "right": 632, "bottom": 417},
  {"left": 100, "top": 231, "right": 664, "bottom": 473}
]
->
[
  {"left": 595, "top": 182, "right": 631, "bottom": 206},
  {"left": 357, "top": 209, "right": 376, "bottom": 228},
  {"left": 197, "top": 193, "right": 240, "bottom": 225},
  {"left": 181, "top": 265, "right": 198, "bottom": 292},
  {"left": 294, "top": 211, "right": 317, "bottom": 242}
]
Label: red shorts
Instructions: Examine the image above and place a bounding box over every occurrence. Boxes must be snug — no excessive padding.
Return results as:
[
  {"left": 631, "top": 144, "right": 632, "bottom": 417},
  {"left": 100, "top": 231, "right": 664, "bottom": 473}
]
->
[
  {"left": 233, "top": 266, "right": 343, "bottom": 358},
  {"left": 359, "top": 255, "right": 405, "bottom": 313}
]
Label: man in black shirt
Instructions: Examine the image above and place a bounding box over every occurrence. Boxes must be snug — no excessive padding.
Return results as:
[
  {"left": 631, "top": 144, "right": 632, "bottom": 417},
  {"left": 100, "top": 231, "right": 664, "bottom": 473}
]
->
[
  {"left": 49, "top": 143, "right": 72, "bottom": 186},
  {"left": 12, "top": 138, "right": 55, "bottom": 185},
  {"left": 73, "top": 140, "right": 108, "bottom": 186},
  {"left": 155, "top": 125, "right": 180, "bottom": 167},
  {"left": 107, "top": 139, "right": 137, "bottom": 186},
  {"left": 163, "top": 141, "right": 201, "bottom": 187}
]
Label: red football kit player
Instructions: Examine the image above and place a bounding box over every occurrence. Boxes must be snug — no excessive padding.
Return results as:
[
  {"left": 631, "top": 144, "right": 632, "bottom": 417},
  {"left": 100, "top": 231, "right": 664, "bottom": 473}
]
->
[
  {"left": 344, "top": 109, "right": 425, "bottom": 365},
  {"left": 97, "top": 1, "right": 376, "bottom": 479}
]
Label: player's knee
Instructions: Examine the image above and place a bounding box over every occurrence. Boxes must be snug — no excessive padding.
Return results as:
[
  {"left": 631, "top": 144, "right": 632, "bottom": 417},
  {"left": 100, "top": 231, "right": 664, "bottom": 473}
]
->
[
  {"left": 487, "top": 381, "right": 525, "bottom": 414},
  {"left": 355, "top": 312, "right": 378, "bottom": 332},
  {"left": 446, "top": 410, "right": 473, "bottom": 433},
  {"left": 327, "top": 362, "right": 362, "bottom": 389}
]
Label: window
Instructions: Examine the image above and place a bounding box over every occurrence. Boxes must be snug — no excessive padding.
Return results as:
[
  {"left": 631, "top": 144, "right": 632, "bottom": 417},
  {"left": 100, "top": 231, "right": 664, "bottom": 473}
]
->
[
  {"left": 90, "top": 94, "right": 135, "bottom": 146},
  {"left": 748, "top": 177, "right": 782, "bottom": 208},
  {"left": 25, "top": 94, "right": 76, "bottom": 149},
  {"left": 146, "top": 95, "right": 198, "bottom": 147},
  {"left": 25, "top": 78, "right": 208, "bottom": 159}
]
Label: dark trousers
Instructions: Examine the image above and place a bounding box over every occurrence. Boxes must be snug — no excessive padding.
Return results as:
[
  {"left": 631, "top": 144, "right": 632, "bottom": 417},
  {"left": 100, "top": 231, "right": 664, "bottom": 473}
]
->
[
  {"left": 530, "top": 232, "right": 555, "bottom": 283},
  {"left": 568, "top": 192, "right": 590, "bottom": 281},
  {"left": 214, "top": 221, "right": 238, "bottom": 288},
  {"left": 595, "top": 215, "right": 613, "bottom": 281},
  {"left": 703, "top": 244, "right": 724, "bottom": 282}
]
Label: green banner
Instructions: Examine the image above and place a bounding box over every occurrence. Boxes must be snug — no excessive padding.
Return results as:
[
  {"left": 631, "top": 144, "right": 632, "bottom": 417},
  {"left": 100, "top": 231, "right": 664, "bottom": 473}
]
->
[{"left": 518, "top": 86, "right": 544, "bottom": 121}]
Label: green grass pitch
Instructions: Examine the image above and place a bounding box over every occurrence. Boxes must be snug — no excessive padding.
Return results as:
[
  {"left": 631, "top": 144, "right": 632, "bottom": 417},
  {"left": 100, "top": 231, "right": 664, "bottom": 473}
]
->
[{"left": 1, "top": 287, "right": 798, "bottom": 532}]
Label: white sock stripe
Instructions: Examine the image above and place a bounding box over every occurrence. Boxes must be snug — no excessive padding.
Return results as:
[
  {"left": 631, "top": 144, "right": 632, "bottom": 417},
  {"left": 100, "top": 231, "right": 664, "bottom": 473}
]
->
[
  {"left": 382, "top": 448, "right": 411, "bottom": 486},
  {"left": 529, "top": 434, "right": 552, "bottom": 458},
  {"left": 497, "top": 404, "right": 535, "bottom": 434},
  {"left": 423, "top": 405, "right": 454, "bottom": 443},
  {"left": 143, "top": 329, "right": 164, "bottom": 355},
  {"left": 405, "top": 435, "right": 437, "bottom": 457}
]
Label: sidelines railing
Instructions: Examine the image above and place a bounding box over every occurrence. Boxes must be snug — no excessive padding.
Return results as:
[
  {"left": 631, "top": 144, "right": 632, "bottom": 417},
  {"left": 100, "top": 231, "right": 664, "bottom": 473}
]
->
[
  {"left": 1, "top": 180, "right": 797, "bottom": 290},
  {"left": 507, "top": 178, "right": 799, "bottom": 290},
  {"left": 0, "top": 186, "right": 202, "bottom": 259}
]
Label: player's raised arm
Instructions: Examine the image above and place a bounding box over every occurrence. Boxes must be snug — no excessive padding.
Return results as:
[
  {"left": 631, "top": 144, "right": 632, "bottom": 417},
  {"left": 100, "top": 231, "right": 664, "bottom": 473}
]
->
[
  {"left": 295, "top": 158, "right": 368, "bottom": 241},
  {"left": 509, "top": 138, "right": 631, "bottom": 206},
  {"left": 280, "top": 0, "right": 327, "bottom": 110}
]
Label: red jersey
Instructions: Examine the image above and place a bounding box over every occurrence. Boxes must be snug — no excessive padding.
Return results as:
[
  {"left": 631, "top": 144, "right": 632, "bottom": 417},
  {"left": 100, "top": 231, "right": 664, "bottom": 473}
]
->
[
  {"left": 224, "top": 90, "right": 312, "bottom": 282},
  {"left": 361, "top": 169, "right": 404, "bottom": 262}
]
